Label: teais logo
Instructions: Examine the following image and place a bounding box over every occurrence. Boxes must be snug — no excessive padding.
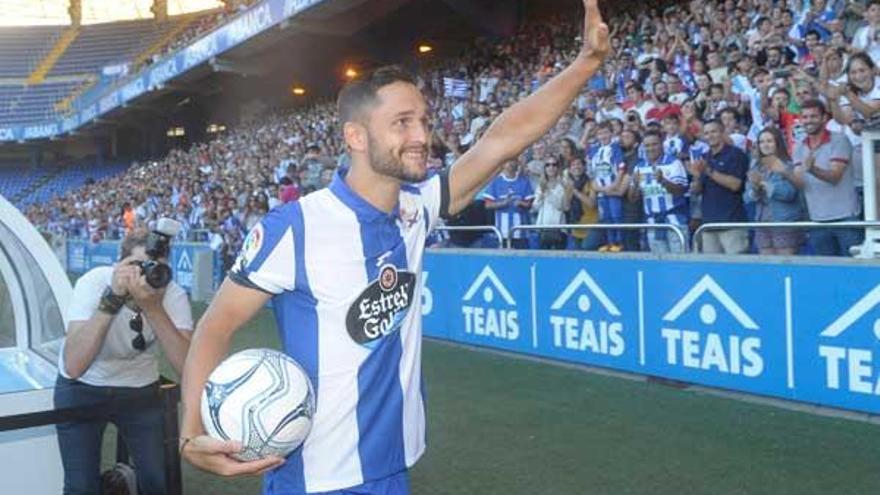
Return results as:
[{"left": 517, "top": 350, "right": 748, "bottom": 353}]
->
[
  {"left": 346, "top": 264, "right": 415, "bottom": 348},
  {"left": 661, "top": 275, "right": 763, "bottom": 377},
  {"left": 549, "top": 270, "right": 624, "bottom": 356},
  {"left": 818, "top": 284, "right": 880, "bottom": 395},
  {"left": 461, "top": 266, "right": 519, "bottom": 340}
]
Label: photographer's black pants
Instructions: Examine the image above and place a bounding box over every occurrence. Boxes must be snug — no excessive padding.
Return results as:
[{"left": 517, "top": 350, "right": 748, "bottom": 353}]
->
[{"left": 54, "top": 375, "right": 167, "bottom": 495}]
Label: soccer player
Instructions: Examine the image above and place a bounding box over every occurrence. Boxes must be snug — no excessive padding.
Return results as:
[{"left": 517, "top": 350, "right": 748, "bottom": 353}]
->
[{"left": 178, "top": 1, "right": 610, "bottom": 493}]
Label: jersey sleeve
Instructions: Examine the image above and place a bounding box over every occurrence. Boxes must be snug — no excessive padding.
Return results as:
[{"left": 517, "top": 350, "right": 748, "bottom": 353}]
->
[
  {"left": 418, "top": 170, "right": 451, "bottom": 230},
  {"left": 229, "top": 206, "right": 297, "bottom": 295},
  {"left": 830, "top": 134, "right": 853, "bottom": 164},
  {"left": 612, "top": 143, "right": 625, "bottom": 166},
  {"left": 667, "top": 159, "right": 689, "bottom": 186}
]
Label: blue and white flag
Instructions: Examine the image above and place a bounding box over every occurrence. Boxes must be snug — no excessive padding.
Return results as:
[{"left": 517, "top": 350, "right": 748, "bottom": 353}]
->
[{"left": 443, "top": 77, "right": 471, "bottom": 99}]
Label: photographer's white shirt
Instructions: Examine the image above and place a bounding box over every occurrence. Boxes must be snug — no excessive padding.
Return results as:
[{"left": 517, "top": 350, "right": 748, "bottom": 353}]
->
[{"left": 58, "top": 265, "right": 193, "bottom": 387}]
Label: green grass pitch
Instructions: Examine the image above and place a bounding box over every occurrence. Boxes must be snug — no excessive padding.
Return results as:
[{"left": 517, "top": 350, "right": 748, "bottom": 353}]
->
[{"left": 102, "top": 303, "right": 880, "bottom": 494}]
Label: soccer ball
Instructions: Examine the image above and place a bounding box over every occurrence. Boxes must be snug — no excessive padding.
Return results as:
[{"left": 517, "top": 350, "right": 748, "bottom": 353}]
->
[{"left": 201, "top": 348, "right": 315, "bottom": 461}]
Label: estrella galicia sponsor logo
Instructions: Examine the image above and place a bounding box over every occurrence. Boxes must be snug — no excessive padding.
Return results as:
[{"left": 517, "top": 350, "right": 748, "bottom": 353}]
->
[
  {"left": 818, "top": 284, "right": 880, "bottom": 395},
  {"left": 549, "top": 269, "right": 624, "bottom": 356},
  {"left": 0, "top": 128, "right": 14, "bottom": 141},
  {"left": 661, "top": 275, "right": 763, "bottom": 378},
  {"left": 346, "top": 264, "right": 415, "bottom": 347},
  {"left": 461, "top": 266, "right": 519, "bottom": 341}
]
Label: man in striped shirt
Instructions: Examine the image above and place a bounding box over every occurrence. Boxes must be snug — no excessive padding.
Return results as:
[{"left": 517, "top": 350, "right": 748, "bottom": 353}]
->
[
  {"left": 178, "top": 2, "right": 611, "bottom": 494},
  {"left": 484, "top": 160, "right": 534, "bottom": 248},
  {"left": 629, "top": 130, "right": 689, "bottom": 253}
]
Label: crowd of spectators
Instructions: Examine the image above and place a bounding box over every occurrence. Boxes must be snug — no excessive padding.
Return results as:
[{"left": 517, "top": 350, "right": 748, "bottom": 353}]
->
[
  {"left": 27, "top": 0, "right": 880, "bottom": 258},
  {"left": 161, "top": 0, "right": 261, "bottom": 57}
]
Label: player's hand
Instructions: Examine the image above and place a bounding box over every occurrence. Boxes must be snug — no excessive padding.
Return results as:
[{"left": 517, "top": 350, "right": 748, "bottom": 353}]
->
[
  {"left": 111, "top": 256, "right": 141, "bottom": 297},
  {"left": 182, "top": 435, "right": 284, "bottom": 477},
  {"left": 579, "top": 0, "right": 610, "bottom": 60}
]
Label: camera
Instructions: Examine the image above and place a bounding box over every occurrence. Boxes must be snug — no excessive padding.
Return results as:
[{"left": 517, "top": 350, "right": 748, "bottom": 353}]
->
[{"left": 130, "top": 218, "right": 181, "bottom": 289}]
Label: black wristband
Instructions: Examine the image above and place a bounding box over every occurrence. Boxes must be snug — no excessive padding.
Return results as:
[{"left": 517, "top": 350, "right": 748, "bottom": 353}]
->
[{"left": 98, "top": 287, "right": 126, "bottom": 315}]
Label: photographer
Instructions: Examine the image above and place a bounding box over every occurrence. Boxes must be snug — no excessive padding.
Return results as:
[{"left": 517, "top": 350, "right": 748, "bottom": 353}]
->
[{"left": 55, "top": 224, "right": 193, "bottom": 495}]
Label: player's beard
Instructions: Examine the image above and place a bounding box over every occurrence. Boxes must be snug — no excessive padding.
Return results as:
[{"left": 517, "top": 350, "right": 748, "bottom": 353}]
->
[{"left": 367, "top": 132, "right": 428, "bottom": 183}]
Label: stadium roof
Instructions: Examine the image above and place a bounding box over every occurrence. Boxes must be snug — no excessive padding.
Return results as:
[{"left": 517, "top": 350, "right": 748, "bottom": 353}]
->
[{"left": 0, "top": 0, "right": 222, "bottom": 26}]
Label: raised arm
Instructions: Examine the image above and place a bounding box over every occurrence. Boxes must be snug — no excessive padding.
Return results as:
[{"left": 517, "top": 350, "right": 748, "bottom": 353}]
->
[{"left": 446, "top": 0, "right": 610, "bottom": 215}]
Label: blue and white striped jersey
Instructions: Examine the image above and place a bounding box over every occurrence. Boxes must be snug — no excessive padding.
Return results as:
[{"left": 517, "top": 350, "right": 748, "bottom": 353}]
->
[
  {"left": 688, "top": 140, "right": 710, "bottom": 162},
  {"left": 482, "top": 174, "right": 534, "bottom": 240},
  {"left": 663, "top": 134, "right": 689, "bottom": 161},
  {"left": 588, "top": 141, "right": 625, "bottom": 192},
  {"left": 230, "top": 167, "right": 449, "bottom": 494},
  {"left": 633, "top": 154, "right": 689, "bottom": 222}
]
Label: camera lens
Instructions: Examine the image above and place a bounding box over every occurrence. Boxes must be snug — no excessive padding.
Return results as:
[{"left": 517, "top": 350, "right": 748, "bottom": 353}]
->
[{"left": 140, "top": 260, "right": 172, "bottom": 289}]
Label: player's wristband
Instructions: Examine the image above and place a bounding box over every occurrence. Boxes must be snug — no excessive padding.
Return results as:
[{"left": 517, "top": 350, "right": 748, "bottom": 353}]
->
[{"left": 98, "top": 287, "right": 126, "bottom": 315}]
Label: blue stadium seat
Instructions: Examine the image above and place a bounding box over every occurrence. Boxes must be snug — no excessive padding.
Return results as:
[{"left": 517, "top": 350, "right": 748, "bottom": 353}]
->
[
  {"left": 0, "top": 25, "right": 64, "bottom": 78},
  {"left": 0, "top": 82, "right": 81, "bottom": 125},
  {"left": 49, "top": 19, "right": 183, "bottom": 77}
]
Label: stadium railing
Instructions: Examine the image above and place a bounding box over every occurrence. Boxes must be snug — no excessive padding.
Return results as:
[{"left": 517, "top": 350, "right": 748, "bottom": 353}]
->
[
  {"left": 693, "top": 221, "right": 880, "bottom": 255},
  {"left": 0, "top": 377, "right": 182, "bottom": 495},
  {"left": 433, "top": 225, "right": 504, "bottom": 247},
  {"left": 508, "top": 223, "right": 689, "bottom": 251}
]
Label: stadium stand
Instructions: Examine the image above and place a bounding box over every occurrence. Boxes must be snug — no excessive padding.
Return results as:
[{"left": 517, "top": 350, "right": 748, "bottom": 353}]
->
[
  {"left": 0, "top": 25, "right": 63, "bottom": 78},
  {"left": 13, "top": 0, "right": 880, "bottom": 259},
  {"left": 27, "top": 26, "right": 80, "bottom": 84},
  {"left": 0, "top": 81, "right": 82, "bottom": 125},
  {"left": 17, "top": 162, "right": 128, "bottom": 209},
  {"left": 48, "top": 18, "right": 187, "bottom": 77}
]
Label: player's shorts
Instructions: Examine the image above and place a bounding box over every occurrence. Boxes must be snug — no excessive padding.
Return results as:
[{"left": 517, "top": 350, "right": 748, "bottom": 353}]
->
[{"left": 296, "top": 471, "right": 410, "bottom": 495}]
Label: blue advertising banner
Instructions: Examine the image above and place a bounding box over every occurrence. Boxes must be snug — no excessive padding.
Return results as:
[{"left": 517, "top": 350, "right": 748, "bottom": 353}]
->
[
  {"left": 0, "top": 0, "right": 326, "bottom": 143},
  {"left": 66, "top": 240, "right": 219, "bottom": 293},
  {"left": 422, "top": 251, "right": 880, "bottom": 415}
]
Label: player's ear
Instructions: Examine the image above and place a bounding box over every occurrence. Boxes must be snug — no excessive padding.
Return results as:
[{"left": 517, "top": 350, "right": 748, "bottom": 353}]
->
[{"left": 343, "top": 121, "right": 368, "bottom": 154}]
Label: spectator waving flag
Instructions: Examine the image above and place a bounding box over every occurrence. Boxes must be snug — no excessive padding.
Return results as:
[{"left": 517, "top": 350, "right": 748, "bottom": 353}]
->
[
  {"left": 443, "top": 77, "right": 472, "bottom": 99},
  {"left": 674, "top": 54, "right": 697, "bottom": 94}
]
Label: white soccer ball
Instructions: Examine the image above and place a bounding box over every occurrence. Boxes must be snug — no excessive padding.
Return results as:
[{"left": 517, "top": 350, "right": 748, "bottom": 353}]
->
[{"left": 201, "top": 348, "right": 315, "bottom": 461}]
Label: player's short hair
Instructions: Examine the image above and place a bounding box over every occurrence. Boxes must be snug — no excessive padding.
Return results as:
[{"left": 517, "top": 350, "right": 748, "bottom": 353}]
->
[{"left": 337, "top": 65, "right": 417, "bottom": 124}]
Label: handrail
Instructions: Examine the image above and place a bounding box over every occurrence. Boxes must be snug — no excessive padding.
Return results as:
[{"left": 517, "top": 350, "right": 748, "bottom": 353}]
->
[
  {"left": 693, "top": 221, "right": 880, "bottom": 253},
  {"left": 0, "top": 377, "right": 182, "bottom": 494},
  {"left": 508, "top": 223, "right": 688, "bottom": 250},
  {"left": 433, "top": 225, "right": 504, "bottom": 247}
]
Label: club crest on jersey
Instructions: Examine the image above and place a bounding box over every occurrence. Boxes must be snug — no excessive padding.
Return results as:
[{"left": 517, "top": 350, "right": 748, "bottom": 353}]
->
[
  {"left": 239, "top": 223, "right": 264, "bottom": 268},
  {"left": 398, "top": 195, "right": 421, "bottom": 230},
  {"left": 346, "top": 264, "right": 416, "bottom": 348}
]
